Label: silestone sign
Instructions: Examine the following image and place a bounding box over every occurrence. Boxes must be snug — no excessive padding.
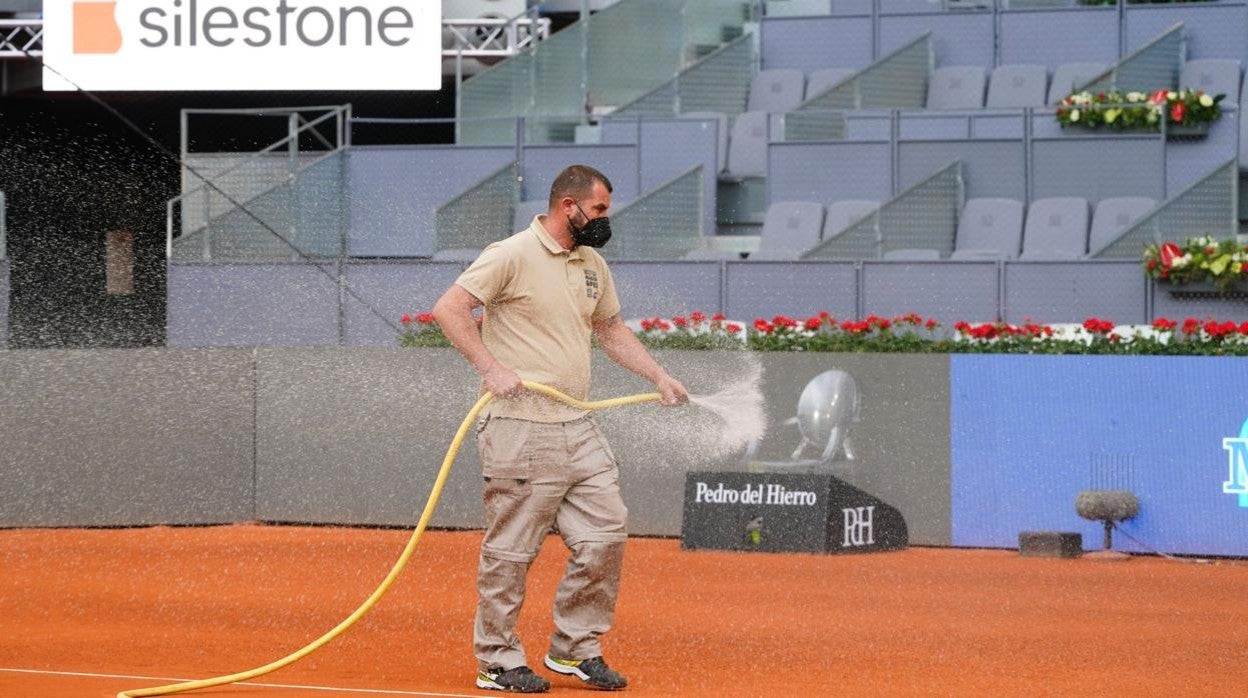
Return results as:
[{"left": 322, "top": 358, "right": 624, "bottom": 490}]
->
[
  {"left": 43, "top": 0, "right": 440, "bottom": 90},
  {"left": 681, "top": 471, "right": 908, "bottom": 554}
]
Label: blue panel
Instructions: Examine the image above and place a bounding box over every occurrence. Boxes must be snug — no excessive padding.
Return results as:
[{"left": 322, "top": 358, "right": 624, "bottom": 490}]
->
[
  {"left": 639, "top": 119, "right": 719, "bottom": 236},
  {"left": 768, "top": 142, "right": 893, "bottom": 206},
  {"left": 970, "top": 112, "right": 1026, "bottom": 140},
  {"left": 878, "top": 14, "right": 994, "bottom": 68},
  {"left": 346, "top": 147, "right": 516, "bottom": 257},
  {"left": 608, "top": 262, "right": 721, "bottom": 318},
  {"left": 168, "top": 263, "right": 340, "bottom": 347},
  {"left": 951, "top": 355, "right": 1248, "bottom": 556},
  {"left": 999, "top": 8, "right": 1119, "bottom": 66},
  {"left": 0, "top": 260, "right": 8, "bottom": 347},
  {"left": 723, "top": 261, "right": 857, "bottom": 320},
  {"left": 862, "top": 262, "right": 999, "bottom": 324},
  {"left": 898, "top": 141, "right": 1026, "bottom": 201},
  {"left": 1165, "top": 110, "right": 1239, "bottom": 198},
  {"left": 1152, "top": 286, "right": 1248, "bottom": 324},
  {"left": 522, "top": 145, "right": 639, "bottom": 204},
  {"left": 1032, "top": 136, "right": 1164, "bottom": 203},
  {"left": 760, "top": 16, "right": 874, "bottom": 73},
  {"left": 600, "top": 120, "right": 639, "bottom": 145},
  {"left": 1003, "top": 261, "right": 1146, "bottom": 324},
  {"left": 1126, "top": 3, "right": 1248, "bottom": 63},
  {"left": 899, "top": 114, "right": 971, "bottom": 140},
  {"left": 845, "top": 112, "right": 893, "bottom": 140},
  {"left": 343, "top": 262, "right": 466, "bottom": 346}
]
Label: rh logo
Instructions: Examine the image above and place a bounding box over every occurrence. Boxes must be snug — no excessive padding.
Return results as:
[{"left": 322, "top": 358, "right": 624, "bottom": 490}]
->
[
  {"left": 1222, "top": 418, "right": 1248, "bottom": 508},
  {"left": 842, "top": 506, "right": 875, "bottom": 547}
]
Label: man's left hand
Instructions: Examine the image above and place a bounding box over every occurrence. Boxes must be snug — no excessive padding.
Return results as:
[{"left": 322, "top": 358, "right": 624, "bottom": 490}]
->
[{"left": 656, "top": 374, "right": 689, "bottom": 407}]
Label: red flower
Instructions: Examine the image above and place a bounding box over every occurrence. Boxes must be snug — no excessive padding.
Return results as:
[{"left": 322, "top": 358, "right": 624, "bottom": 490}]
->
[
  {"left": 1159, "top": 242, "right": 1182, "bottom": 267},
  {"left": 401, "top": 314, "right": 412, "bottom": 325},
  {"left": 1146, "top": 259, "right": 1158, "bottom": 271},
  {"left": 640, "top": 319, "right": 654, "bottom": 331},
  {"left": 1149, "top": 89, "right": 1169, "bottom": 105},
  {"left": 754, "top": 318, "right": 774, "bottom": 334},
  {"left": 1152, "top": 317, "right": 1177, "bottom": 331},
  {"left": 417, "top": 313, "right": 435, "bottom": 325},
  {"left": 726, "top": 323, "right": 742, "bottom": 334},
  {"left": 1239, "top": 322, "right": 1248, "bottom": 335},
  {"left": 925, "top": 318, "right": 938, "bottom": 330},
  {"left": 954, "top": 321, "right": 970, "bottom": 332},
  {"left": 1182, "top": 317, "right": 1201, "bottom": 335},
  {"left": 1096, "top": 92, "right": 1107, "bottom": 101},
  {"left": 1170, "top": 101, "right": 1186, "bottom": 123},
  {"left": 690, "top": 311, "right": 705, "bottom": 324},
  {"left": 804, "top": 317, "right": 823, "bottom": 331},
  {"left": 1109, "top": 333, "right": 1121, "bottom": 343},
  {"left": 711, "top": 312, "right": 726, "bottom": 322},
  {"left": 672, "top": 316, "right": 688, "bottom": 328},
  {"left": 818, "top": 310, "right": 831, "bottom": 319},
  {"left": 657, "top": 320, "right": 672, "bottom": 331},
  {"left": 1160, "top": 268, "right": 1170, "bottom": 279},
  {"left": 1043, "top": 326, "right": 1054, "bottom": 337}
]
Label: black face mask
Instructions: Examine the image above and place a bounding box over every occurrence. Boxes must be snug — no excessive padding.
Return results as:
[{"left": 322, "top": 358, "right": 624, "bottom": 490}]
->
[{"left": 568, "top": 203, "right": 612, "bottom": 249}]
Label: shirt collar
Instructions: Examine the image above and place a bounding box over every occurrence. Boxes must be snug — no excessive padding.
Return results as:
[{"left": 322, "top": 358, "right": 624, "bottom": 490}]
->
[{"left": 531, "top": 215, "right": 582, "bottom": 260}]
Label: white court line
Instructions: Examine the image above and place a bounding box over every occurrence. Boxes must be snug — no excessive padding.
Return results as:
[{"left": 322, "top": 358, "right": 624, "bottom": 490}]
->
[{"left": 0, "top": 667, "right": 483, "bottom": 697}]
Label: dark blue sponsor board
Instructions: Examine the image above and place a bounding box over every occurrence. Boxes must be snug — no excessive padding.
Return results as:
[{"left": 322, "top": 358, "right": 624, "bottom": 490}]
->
[{"left": 680, "top": 471, "right": 908, "bottom": 554}]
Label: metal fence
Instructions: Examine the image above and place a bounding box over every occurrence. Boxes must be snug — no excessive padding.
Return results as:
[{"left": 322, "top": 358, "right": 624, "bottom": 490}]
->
[
  {"left": 604, "top": 166, "right": 705, "bottom": 260},
  {"left": 803, "top": 161, "right": 964, "bottom": 260},
  {"left": 1076, "top": 22, "right": 1185, "bottom": 95},
  {"left": 798, "top": 32, "right": 933, "bottom": 112},
  {"left": 1091, "top": 158, "right": 1238, "bottom": 258},
  {"left": 434, "top": 162, "right": 521, "bottom": 254}
]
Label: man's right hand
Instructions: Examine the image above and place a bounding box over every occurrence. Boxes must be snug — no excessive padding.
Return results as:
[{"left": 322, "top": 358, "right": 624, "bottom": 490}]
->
[{"left": 483, "top": 364, "right": 524, "bottom": 398}]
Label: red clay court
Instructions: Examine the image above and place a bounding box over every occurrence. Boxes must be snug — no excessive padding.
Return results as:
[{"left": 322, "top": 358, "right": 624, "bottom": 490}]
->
[{"left": 1, "top": 524, "right": 1245, "bottom": 697}]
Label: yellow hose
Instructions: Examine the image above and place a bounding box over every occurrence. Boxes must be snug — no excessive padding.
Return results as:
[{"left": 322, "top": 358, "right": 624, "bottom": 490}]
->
[{"left": 118, "top": 381, "right": 662, "bottom": 698}]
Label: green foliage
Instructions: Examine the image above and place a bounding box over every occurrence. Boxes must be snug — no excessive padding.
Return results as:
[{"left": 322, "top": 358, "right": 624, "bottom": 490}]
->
[
  {"left": 1056, "top": 88, "right": 1224, "bottom": 131},
  {"left": 1143, "top": 236, "right": 1248, "bottom": 292}
]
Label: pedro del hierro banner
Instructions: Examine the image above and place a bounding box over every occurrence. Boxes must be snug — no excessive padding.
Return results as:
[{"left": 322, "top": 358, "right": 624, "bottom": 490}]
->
[
  {"left": 681, "top": 471, "right": 908, "bottom": 554},
  {"left": 42, "top": 0, "right": 441, "bottom": 90}
]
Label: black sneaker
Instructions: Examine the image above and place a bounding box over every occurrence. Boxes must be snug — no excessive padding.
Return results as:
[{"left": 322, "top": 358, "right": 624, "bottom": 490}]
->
[
  {"left": 476, "top": 665, "right": 551, "bottom": 693},
  {"left": 543, "top": 655, "right": 628, "bottom": 690}
]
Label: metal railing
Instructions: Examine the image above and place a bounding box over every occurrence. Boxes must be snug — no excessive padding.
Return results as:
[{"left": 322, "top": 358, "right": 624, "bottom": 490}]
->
[
  {"left": 1077, "top": 23, "right": 1185, "bottom": 95},
  {"left": 604, "top": 165, "right": 705, "bottom": 260},
  {"left": 434, "top": 162, "right": 521, "bottom": 253},
  {"left": 0, "top": 18, "right": 41, "bottom": 58},
  {"left": 613, "top": 33, "right": 756, "bottom": 118},
  {"left": 167, "top": 105, "right": 351, "bottom": 260},
  {"left": 802, "top": 161, "right": 965, "bottom": 260},
  {"left": 798, "top": 32, "right": 933, "bottom": 112},
  {"left": 1091, "top": 158, "right": 1237, "bottom": 259},
  {"left": 443, "top": 16, "right": 551, "bottom": 58}
]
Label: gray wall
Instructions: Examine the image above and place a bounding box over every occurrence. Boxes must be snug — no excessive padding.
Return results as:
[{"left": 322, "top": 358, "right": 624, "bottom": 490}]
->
[
  {"left": 0, "top": 349, "right": 255, "bottom": 527},
  {"left": 1, "top": 260, "right": 8, "bottom": 348},
  {"left": 0, "top": 349, "right": 952, "bottom": 544}
]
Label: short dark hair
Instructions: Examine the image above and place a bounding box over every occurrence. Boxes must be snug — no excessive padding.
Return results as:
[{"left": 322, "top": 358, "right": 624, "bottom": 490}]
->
[{"left": 548, "top": 164, "right": 613, "bottom": 207}]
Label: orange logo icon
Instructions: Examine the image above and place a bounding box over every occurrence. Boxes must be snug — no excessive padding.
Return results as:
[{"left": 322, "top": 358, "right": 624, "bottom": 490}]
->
[{"left": 73, "top": 1, "right": 123, "bottom": 54}]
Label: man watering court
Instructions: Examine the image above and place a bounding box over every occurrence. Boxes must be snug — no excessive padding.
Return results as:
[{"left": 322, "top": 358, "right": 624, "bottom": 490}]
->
[{"left": 433, "top": 164, "right": 689, "bottom": 693}]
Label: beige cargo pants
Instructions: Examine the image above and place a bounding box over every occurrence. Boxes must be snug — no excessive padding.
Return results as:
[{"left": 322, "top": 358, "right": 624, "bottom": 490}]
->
[{"left": 473, "top": 415, "right": 628, "bottom": 671}]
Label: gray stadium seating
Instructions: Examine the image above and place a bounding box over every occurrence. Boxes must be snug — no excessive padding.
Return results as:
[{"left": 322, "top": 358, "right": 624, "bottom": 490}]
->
[
  {"left": 986, "top": 65, "right": 1048, "bottom": 109},
  {"left": 806, "top": 68, "right": 855, "bottom": 101},
  {"left": 926, "top": 66, "right": 986, "bottom": 110},
  {"left": 1088, "top": 197, "right": 1155, "bottom": 254},
  {"left": 512, "top": 199, "right": 548, "bottom": 232},
  {"left": 1020, "top": 197, "right": 1089, "bottom": 260},
  {"left": 722, "top": 111, "right": 770, "bottom": 181},
  {"left": 682, "top": 111, "right": 730, "bottom": 174},
  {"left": 1048, "top": 62, "right": 1107, "bottom": 104},
  {"left": 950, "top": 198, "right": 1025, "bottom": 260},
  {"left": 1181, "top": 59, "right": 1242, "bottom": 103},
  {"left": 823, "top": 199, "right": 880, "bottom": 240},
  {"left": 748, "top": 201, "right": 825, "bottom": 261},
  {"left": 748, "top": 69, "right": 807, "bottom": 113}
]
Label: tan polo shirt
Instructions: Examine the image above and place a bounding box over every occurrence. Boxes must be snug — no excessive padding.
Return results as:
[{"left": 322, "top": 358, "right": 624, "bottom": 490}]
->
[{"left": 455, "top": 215, "right": 621, "bottom": 422}]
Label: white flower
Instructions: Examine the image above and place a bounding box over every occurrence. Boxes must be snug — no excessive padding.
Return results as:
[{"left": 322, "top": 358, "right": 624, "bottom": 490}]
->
[
  {"left": 1167, "top": 91, "right": 1178, "bottom": 101},
  {"left": 1199, "top": 94, "right": 1214, "bottom": 108},
  {"left": 1147, "top": 109, "right": 1159, "bottom": 124},
  {"left": 1070, "top": 109, "right": 1081, "bottom": 122},
  {"left": 1127, "top": 91, "right": 1145, "bottom": 103},
  {"left": 1172, "top": 254, "right": 1192, "bottom": 269}
]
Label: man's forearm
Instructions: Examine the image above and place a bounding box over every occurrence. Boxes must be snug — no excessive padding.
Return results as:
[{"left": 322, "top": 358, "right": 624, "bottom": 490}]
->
[
  {"left": 597, "top": 321, "right": 668, "bottom": 384},
  {"left": 433, "top": 298, "right": 500, "bottom": 376}
]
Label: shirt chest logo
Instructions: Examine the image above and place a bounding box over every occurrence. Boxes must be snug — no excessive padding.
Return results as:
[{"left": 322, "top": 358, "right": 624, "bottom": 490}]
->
[{"left": 583, "top": 269, "right": 600, "bottom": 300}]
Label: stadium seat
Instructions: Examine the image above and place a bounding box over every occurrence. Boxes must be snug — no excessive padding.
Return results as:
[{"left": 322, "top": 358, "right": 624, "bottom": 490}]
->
[
  {"left": 1181, "top": 59, "right": 1242, "bottom": 103},
  {"left": 823, "top": 199, "right": 879, "bottom": 241},
  {"left": 926, "top": 66, "right": 986, "bottom": 110},
  {"left": 986, "top": 65, "right": 1048, "bottom": 108},
  {"left": 722, "top": 111, "right": 770, "bottom": 181},
  {"left": 747, "top": 201, "right": 825, "bottom": 261},
  {"left": 950, "top": 198, "right": 1025, "bottom": 260},
  {"left": 681, "top": 111, "right": 730, "bottom": 174},
  {"left": 1020, "top": 197, "right": 1089, "bottom": 260},
  {"left": 1088, "top": 197, "right": 1155, "bottom": 254},
  {"left": 748, "top": 69, "right": 806, "bottom": 113},
  {"left": 1048, "top": 62, "right": 1107, "bottom": 104},
  {"left": 806, "top": 68, "right": 855, "bottom": 101},
  {"left": 512, "top": 199, "right": 548, "bottom": 231}
]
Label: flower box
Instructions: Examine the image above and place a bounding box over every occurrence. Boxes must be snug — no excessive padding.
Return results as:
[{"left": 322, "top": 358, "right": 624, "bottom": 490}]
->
[{"left": 1165, "top": 122, "right": 1211, "bottom": 139}]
